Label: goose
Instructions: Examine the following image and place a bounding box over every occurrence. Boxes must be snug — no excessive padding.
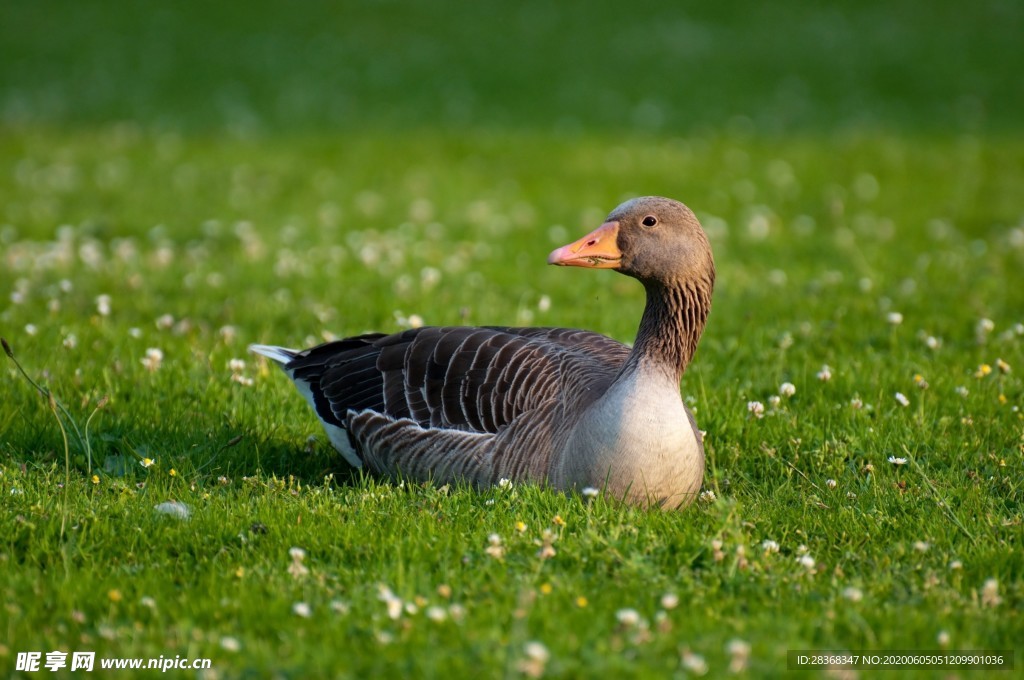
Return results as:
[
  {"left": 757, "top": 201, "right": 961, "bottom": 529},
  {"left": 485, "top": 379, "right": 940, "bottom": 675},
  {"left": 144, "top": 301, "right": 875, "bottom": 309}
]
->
[{"left": 250, "top": 196, "right": 714, "bottom": 509}]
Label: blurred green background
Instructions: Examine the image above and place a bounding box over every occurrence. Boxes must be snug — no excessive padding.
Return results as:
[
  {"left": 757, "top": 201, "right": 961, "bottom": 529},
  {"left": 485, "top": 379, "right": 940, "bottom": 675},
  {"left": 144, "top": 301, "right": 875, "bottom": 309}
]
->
[{"left": 3, "top": 0, "right": 1021, "bottom": 135}]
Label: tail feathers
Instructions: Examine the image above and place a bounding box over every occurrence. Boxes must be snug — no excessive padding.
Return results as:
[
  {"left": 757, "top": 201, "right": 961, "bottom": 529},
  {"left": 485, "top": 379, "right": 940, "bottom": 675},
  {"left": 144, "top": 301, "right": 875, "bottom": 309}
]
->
[{"left": 248, "top": 344, "right": 299, "bottom": 367}]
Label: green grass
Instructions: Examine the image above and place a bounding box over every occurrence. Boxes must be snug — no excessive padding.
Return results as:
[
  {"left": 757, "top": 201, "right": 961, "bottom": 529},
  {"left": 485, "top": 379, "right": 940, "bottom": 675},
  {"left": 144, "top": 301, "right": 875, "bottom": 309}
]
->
[{"left": 2, "top": 1, "right": 1023, "bottom": 677}]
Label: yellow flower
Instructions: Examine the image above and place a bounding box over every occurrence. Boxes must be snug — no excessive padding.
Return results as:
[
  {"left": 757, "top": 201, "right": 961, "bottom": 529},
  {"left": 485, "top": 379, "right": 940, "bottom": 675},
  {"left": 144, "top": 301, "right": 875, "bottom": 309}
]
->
[
  {"left": 539, "top": 583, "right": 552, "bottom": 595},
  {"left": 576, "top": 596, "right": 588, "bottom": 608},
  {"left": 108, "top": 589, "right": 122, "bottom": 602},
  {"left": 91, "top": 475, "right": 100, "bottom": 485},
  {"left": 552, "top": 515, "right": 566, "bottom": 527},
  {"left": 169, "top": 468, "right": 177, "bottom": 477},
  {"left": 975, "top": 364, "right": 992, "bottom": 378},
  {"left": 998, "top": 394, "right": 1007, "bottom": 405},
  {"left": 514, "top": 521, "right": 527, "bottom": 533}
]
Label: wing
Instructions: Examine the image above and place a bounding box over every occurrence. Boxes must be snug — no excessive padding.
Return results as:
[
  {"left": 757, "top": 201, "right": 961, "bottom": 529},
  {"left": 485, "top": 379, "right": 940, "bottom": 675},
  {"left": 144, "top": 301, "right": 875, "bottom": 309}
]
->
[{"left": 283, "top": 326, "right": 630, "bottom": 437}]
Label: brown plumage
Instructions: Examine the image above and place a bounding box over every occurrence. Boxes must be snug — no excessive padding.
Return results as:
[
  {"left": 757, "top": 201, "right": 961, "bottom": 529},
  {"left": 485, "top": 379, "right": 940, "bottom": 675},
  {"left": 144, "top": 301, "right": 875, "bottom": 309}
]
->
[{"left": 251, "top": 196, "right": 715, "bottom": 509}]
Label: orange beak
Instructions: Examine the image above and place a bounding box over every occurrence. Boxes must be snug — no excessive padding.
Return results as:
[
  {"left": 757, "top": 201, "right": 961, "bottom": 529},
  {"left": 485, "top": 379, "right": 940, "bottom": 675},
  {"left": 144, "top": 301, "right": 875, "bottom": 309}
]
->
[{"left": 547, "top": 221, "right": 621, "bottom": 268}]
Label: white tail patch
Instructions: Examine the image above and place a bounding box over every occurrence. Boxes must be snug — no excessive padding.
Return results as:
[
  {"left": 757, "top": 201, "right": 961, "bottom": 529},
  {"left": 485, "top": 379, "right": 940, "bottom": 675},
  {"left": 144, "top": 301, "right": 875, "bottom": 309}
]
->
[{"left": 248, "top": 344, "right": 298, "bottom": 366}]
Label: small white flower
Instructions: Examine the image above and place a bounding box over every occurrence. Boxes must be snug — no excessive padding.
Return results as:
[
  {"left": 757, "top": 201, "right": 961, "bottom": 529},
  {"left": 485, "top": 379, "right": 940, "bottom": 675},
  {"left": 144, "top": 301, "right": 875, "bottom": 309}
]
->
[
  {"left": 141, "top": 347, "right": 164, "bottom": 372},
  {"left": 949, "top": 560, "right": 963, "bottom": 570},
  {"left": 913, "top": 541, "right": 930, "bottom": 553},
  {"left": 681, "top": 650, "right": 708, "bottom": 675},
  {"left": 888, "top": 455, "right": 908, "bottom": 466},
  {"left": 523, "top": 641, "right": 549, "bottom": 663},
  {"left": 538, "top": 295, "right": 551, "bottom": 312},
  {"left": 981, "top": 578, "right": 1002, "bottom": 607},
  {"left": 289, "top": 547, "right": 307, "bottom": 561},
  {"left": 228, "top": 358, "right": 246, "bottom": 373},
  {"left": 768, "top": 395, "right": 781, "bottom": 409},
  {"left": 24, "top": 324, "right": 37, "bottom": 336},
  {"left": 63, "top": 333, "right": 78, "bottom": 349},
  {"left": 660, "top": 593, "right": 679, "bottom": 610},
  {"left": 581, "top": 486, "right": 600, "bottom": 498},
  {"left": 220, "top": 636, "right": 241, "bottom": 652},
  {"left": 977, "top": 318, "right": 995, "bottom": 333},
  {"left": 128, "top": 327, "right": 142, "bottom": 338},
  {"left": 842, "top": 586, "right": 863, "bottom": 602},
  {"left": 826, "top": 479, "right": 837, "bottom": 489},
  {"left": 96, "top": 294, "right": 112, "bottom": 316},
  {"left": 155, "top": 313, "right": 175, "bottom": 330},
  {"left": 887, "top": 312, "right": 904, "bottom": 325},
  {"left": 292, "top": 602, "right": 312, "bottom": 618},
  {"left": 727, "top": 639, "right": 751, "bottom": 673},
  {"left": 699, "top": 489, "right": 717, "bottom": 503},
  {"left": 140, "top": 457, "right": 156, "bottom": 468},
  {"left": 955, "top": 386, "right": 969, "bottom": 397},
  {"left": 816, "top": 364, "right": 832, "bottom": 381},
  {"left": 937, "top": 630, "right": 950, "bottom": 646},
  {"left": 797, "top": 554, "right": 815, "bottom": 570},
  {"left": 895, "top": 392, "right": 910, "bottom": 407},
  {"left": 761, "top": 539, "right": 780, "bottom": 554},
  {"left": 497, "top": 478, "right": 512, "bottom": 490},
  {"left": 925, "top": 335, "right": 941, "bottom": 350},
  {"left": 779, "top": 382, "right": 796, "bottom": 397},
  {"left": 747, "top": 401, "right": 765, "bottom": 418},
  {"left": 426, "top": 606, "right": 447, "bottom": 622},
  {"left": 850, "top": 397, "right": 863, "bottom": 409},
  {"left": 615, "top": 608, "right": 641, "bottom": 627}
]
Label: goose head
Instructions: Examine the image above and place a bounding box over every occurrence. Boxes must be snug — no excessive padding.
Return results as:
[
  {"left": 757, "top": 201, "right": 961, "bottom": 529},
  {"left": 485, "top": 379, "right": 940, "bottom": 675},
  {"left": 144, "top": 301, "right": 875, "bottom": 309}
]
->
[{"left": 547, "top": 196, "right": 713, "bottom": 288}]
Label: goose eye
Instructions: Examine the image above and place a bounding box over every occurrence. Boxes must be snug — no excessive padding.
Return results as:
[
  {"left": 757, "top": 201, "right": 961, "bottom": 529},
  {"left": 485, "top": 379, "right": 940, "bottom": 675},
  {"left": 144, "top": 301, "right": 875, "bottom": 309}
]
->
[{"left": 641, "top": 215, "right": 658, "bottom": 228}]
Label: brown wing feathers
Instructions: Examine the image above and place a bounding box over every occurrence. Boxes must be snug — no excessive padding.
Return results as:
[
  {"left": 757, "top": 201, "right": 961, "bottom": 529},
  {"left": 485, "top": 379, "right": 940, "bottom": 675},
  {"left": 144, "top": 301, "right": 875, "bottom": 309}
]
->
[{"left": 284, "top": 326, "right": 629, "bottom": 445}]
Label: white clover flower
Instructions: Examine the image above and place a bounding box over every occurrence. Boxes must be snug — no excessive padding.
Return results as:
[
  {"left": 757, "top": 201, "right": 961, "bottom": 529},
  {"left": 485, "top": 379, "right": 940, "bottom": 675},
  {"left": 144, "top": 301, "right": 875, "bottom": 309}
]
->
[
  {"left": 747, "top": 401, "right": 765, "bottom": 418},
  {"left": 761, "top": 539, "right": 780, "bottom": 554},
  {"left": 292, "top": 602, "right": 312, "bottom": 618},
  {"left": 797, "top": 554, "right": 816, "bottom": 570},
  {"left": 955, "top": 386, "right": 969, "bottom": 397},
  {"left": 887, "top": 312, "right": 904, "bottom": 325},
  {"left": 220, "top": 636, "right": 241, "bottom": 652},
  {"left": 826, "top": 479, "right": 837, "bottom": 490},
  {"left": 816, "top": 364, "right": 832, "bottom": 381},
  {"left": 850, "top": 397, "right": 863, "bottom": 409},
  {"left": 779, "top": 382, "right": 796, "bottom": 397},
  {"left": 842, "top": 586, "right": 863, "bottom": 602},
  {"left": 538, "top": 295, "right": 551, "bottom": 312},
  {"left": 894, "top": 392, "right": 910, "bottom": 407},
  {"left": 155, "top": 313, "right": 175, "bottom": 330},
  {"left": 681, "top": 650, "right": 708, "bottom": 675},
  {"left": 426, "top": 606, "right": 447, "bottom": 622},
  {"left": 497, "top": 478, "right": 512, "bottom": 490},
  {"left": 581, "top": 486, "right": 600, "bottom": 498},
  {"left": 24, "top": 324, "right": 37, "bottom": 336},
  {"left": 228, "top": 358, "right": 246, "bottom": 373},
  {"left": 768, "top": 395, "right": 781, "bottom": 409},
  {"left": 699, "top": 489, "right": 717, "bottom": 503},
  {"left": 937, "top": 630, "right": 950, "bottom": 646},
  {"left": 63, "top": 333, "right": 78, "bottom": 349},
  {"left": 96, "top": 294, "right": 112, "bottom": 316},
  {"left": 141, "top": 347, "right": 164, "bottom": 372},
  {"left": 660, "top": 593, "right": 679, "bottom": 610},
  {"left": 981, "top": 578, "right": 1002, "bottom": 607},
  {"left": 615, "top": 608, "right": 641, "bottom": 627},
  {"left": 289, "top": 547, "right": 307, "bottom": 561}
]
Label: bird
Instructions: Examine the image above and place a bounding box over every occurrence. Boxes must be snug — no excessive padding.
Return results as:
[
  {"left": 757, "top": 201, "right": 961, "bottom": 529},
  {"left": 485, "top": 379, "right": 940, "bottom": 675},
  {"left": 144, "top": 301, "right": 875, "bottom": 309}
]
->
[{"left": 250, "top": 196, "right": 715, "bottom": 509}]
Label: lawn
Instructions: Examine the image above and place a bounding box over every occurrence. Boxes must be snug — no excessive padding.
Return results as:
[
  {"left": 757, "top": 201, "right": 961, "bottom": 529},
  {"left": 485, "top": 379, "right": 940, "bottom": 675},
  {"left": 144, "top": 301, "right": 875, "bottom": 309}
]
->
[{"left": 1, "top": 1, "right": 1022, "bottom": 677}]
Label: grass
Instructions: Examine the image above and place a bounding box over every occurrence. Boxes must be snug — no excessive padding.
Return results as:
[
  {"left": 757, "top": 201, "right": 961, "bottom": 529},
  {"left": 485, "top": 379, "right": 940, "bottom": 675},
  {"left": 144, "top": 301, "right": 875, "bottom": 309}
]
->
[{"left": 2, "top": 1, "right": 1023, "bottom": 677}]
